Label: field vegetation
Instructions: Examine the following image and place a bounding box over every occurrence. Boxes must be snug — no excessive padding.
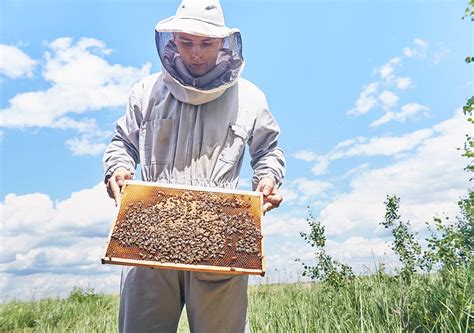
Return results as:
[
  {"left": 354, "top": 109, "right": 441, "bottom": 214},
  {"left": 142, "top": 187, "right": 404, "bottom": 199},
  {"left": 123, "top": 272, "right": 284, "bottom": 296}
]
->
[{"left": 0, "top": 266, "right": 471, "bottom": 332}]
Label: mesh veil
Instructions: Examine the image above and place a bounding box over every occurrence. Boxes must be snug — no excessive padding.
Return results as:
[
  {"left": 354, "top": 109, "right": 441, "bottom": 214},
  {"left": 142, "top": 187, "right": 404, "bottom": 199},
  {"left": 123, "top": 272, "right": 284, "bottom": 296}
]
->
[{"left": 155, "top": 31, "right": 243, "bottom": 91}]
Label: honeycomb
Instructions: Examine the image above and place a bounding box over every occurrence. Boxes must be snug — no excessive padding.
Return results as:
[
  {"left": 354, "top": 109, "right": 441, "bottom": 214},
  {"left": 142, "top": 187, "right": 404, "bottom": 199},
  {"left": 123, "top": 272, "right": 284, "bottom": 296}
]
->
[{"left": 102, "top": 181, "right": 264, "bottom": 276}]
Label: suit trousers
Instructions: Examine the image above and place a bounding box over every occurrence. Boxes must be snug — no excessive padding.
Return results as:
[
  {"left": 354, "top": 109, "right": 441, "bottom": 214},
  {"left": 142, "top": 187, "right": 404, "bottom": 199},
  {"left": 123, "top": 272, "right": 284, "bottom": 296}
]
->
[{"left": 119, "top": 266, "right": 250, "bottom": 332}]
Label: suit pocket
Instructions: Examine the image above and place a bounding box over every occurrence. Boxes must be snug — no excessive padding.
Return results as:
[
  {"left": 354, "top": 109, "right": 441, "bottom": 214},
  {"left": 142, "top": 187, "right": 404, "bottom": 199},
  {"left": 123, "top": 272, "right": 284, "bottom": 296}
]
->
[
  {"left": 194, "top": 271, "right": 235, "bottom": 282},
  {"left": 143, "top": 118, "right": 174, "bottom": 165},
  {"left": 219, "top": 123, "right": 248, "bottom": 164}
]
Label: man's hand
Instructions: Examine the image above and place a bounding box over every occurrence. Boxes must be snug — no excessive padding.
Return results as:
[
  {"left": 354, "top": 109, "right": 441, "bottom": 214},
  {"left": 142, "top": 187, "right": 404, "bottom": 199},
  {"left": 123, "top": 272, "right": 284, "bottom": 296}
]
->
[
  {"left": 106, "top": 167, "right": 133, "bottom": 207},
  {"left": 256, "top": 177, "right": 283, "bottom": 214}
]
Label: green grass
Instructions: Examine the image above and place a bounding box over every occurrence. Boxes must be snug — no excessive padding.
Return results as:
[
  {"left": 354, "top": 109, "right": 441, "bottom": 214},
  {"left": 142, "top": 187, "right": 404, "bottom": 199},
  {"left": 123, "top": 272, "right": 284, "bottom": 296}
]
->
[
  {"left": 249, "top": 267, "right": 473, "bottom": 332},
  {"left": 1, "top": 267, "right": 472, "bottom": 332},
  {"left": 0, "top": 287, "right": 118, "bottom": 332}
]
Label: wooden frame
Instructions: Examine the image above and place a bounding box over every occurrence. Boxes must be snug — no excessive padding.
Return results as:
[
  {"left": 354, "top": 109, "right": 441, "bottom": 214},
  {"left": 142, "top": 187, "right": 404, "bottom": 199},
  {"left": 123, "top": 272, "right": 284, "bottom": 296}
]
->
[{"left": 101, "top": 180, "right": 265, "bottom": 276}]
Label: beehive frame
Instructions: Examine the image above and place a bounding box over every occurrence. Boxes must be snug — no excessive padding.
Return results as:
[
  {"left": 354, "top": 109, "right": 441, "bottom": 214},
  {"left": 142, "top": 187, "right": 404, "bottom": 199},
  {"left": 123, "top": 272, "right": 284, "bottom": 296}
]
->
[{"left": 101, "top": 180, "right": 265, "bottom": 276}]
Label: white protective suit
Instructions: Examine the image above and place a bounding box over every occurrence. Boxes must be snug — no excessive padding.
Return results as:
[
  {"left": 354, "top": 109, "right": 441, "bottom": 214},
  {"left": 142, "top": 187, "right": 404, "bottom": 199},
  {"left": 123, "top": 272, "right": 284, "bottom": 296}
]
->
[{"left": 103, "top": 1, "right": 285, "bottom": 332}]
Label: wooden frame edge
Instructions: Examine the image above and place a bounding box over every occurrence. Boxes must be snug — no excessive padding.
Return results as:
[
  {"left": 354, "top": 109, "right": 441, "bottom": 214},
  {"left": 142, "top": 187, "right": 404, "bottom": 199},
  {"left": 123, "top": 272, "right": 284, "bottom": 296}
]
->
[{"left": 101, "top": 256, "right": 264, "bottom": 276}]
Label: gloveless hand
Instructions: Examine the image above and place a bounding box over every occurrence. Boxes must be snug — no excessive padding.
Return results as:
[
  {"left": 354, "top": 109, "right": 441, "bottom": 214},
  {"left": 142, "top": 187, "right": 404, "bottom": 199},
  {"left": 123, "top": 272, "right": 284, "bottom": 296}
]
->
[
  {"left": 106, "top": 167, "right": 133, "bottom": 207},
  {"left": 256, "top": 177, "right": 283, "bottom": 214}
]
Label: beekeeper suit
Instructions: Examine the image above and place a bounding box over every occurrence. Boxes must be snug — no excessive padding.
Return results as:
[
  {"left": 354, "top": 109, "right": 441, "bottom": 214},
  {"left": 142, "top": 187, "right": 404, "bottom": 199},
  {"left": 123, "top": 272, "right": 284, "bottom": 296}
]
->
[{"left": 103, "top": 0, "right": 285, "bottom": 332}]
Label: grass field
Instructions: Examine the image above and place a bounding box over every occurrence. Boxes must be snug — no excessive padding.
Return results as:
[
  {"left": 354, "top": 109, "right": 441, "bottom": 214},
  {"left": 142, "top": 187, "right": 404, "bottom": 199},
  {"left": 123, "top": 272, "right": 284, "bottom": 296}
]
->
[{"left": 1, "top": 266, "right": 472, "bottom": 332}]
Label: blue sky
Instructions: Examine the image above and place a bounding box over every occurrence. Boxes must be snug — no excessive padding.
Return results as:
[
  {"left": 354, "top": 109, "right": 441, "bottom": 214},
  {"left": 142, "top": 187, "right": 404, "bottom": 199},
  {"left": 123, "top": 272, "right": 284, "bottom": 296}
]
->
[{"left": 1, "top": 0, "right": 472, "bottom": 300}]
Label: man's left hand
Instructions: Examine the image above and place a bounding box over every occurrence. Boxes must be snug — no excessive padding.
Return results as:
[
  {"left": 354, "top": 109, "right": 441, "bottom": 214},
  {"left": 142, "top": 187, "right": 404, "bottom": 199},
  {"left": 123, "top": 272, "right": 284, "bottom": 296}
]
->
[{"left": 256, "top": 177, "right": 283, "bottom": 214}]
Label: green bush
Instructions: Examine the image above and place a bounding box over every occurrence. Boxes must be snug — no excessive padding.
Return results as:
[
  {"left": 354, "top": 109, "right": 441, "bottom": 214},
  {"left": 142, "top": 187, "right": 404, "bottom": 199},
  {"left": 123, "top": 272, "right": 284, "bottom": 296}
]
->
[{"left": 296, "top": 209, "right": 354, "bottom": 289}]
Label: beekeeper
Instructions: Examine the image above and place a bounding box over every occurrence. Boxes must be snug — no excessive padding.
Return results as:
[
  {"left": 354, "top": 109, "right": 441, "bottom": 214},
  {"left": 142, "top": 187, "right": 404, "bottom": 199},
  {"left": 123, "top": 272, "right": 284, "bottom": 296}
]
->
[{"left": 103, "top": 0, "right": 285, "bottom": 332}]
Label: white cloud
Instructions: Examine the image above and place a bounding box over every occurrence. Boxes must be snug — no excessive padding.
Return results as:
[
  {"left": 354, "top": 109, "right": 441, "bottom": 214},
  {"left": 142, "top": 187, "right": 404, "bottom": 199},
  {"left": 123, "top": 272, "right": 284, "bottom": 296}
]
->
[
  {"left": 403, "top": 47, "right": 414, "bottom": 57},
  {"left": 4, "top": 239, "right": 102, "bottom": 274},
  {"left": 278, "top": 187, "right": 298, "bottom": 202},
  {"left": 0, "top": 37, "right": 150, "bottom": 128},
  {"left": 278, "top": 178, "right": 333, "bottom": 204},
  {"left": 341, "top": 163, "right": 370, "bottom": 179},
  {"left": 345, "top": 130, "right": 433, "bottom": 157},
  {"left": 414, "top": 38, "right": 428, "bottom": 49},
  {"left": 1, "top": 184, "right": 116, "bottom": 260},
  {"left": 347, "top": 82, "right": 378, "bottom": 115},
  {"left": 0, "top": 37, "right": 151, "bottom": 154},
  {"left": 1, "top": 193, "right": 55, "bottom": 234},
  {"left": 50, "top": 117, "right": 98, "bottom": 132},
  {"left": 400, "top": 102, "right": 430, "bottom": 117},
  {"left": 370, "top": 103, "right": 430, "bottom": 127},
  {"left": 0, "top": 235, "right": 40, "bottom": 264},
  {"left": 370, "top": 112, "right": 396, "bottom": 127},
  {"left": 378, "top": 90, "right": 399, "bottom": 108},
  {"left": 253, "top": 240, "right": 312, "bottom": 284},
  {"left": 395, "top": 76, "right": 413, "bottom": 90},
  {"left": 264, "top": 214, "right": 309, "bottom": 237},
  {"left": 311, "top": 128, "right": 433, "bottom": 174},
  {"left": 326, "top": 237, "right": 392, "bottom": 264},
  {"left": 293, "top": 178, "right": 333, "bottom": 197},
  {"left": 403, "top": 38, "right": 428, "bottom": 58},
  {"left": 292, "top": 150, "right": 318, "bottom": 162},
  {"left": 378, "top": 57, "right": 401, "bottom": 80},
  {"left": 0, "top": 183, "right": 119, "bottom": 301},
  {"left": 320, "top": 110, "right": 470, "bottom": 237},
  {"left": 311, "top": 156, "right": 331, "bottom": 175},
  {"left": 0, "top": 44, "right": 37, "bottom": 78},
  {"left": 348, "top": 38, "right": 437, "bottom": 121},
  {"left": 65, "top": 129, "right": 112, "bottom": 156},
  {"left": 1, "top": 183, "right": 116, "bottom": 235},
  {"left": 334, "top": 137, "right": 366, "bottom": 149}
]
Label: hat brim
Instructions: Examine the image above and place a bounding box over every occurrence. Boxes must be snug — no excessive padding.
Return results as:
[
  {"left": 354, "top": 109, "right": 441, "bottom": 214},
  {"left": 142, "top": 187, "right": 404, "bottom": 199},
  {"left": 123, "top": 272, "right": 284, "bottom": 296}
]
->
[{"left": 155, "top": 16, "right": 237, "bottom": 38}]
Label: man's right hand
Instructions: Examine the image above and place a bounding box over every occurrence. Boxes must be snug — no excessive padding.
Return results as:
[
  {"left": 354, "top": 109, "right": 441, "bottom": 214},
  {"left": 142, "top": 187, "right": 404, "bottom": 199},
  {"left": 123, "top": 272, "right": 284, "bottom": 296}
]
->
[{"left": 106, "top": 167, "right": 133, "bottom": 207}]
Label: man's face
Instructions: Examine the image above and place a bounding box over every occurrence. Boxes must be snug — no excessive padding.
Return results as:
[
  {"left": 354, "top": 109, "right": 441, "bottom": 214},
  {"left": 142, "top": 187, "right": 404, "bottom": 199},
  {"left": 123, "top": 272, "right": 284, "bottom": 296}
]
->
[{"left": 174, "top": 32, "right": 224, "bottom": 77}]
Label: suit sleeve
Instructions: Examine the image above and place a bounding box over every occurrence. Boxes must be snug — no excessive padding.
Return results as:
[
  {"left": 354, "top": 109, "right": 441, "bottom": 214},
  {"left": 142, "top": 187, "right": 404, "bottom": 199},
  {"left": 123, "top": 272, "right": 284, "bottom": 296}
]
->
[
  {"left": 102, "top": 82, "right": 143, "bottom": 182},
  {"left": 248, "top": 101, "right": 286, "bottom": 190}
]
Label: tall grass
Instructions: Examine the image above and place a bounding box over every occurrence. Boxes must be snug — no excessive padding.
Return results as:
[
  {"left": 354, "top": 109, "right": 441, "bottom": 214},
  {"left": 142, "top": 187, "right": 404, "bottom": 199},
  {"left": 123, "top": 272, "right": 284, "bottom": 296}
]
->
[
  {"left": 249, "top": 266, "right": 472, "bottom": 332},
  {"left": 0, "top": 287, "right": 118, "bottom": 332},
  {"left": 1, "top": 266, "right": 472, "bottom": 332}
]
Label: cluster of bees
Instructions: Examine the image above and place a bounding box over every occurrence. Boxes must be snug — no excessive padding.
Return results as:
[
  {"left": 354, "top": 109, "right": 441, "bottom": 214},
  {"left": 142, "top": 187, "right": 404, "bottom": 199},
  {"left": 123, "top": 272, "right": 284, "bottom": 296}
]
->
[{"left": 111, "top": 190, "right": 262, "bottom": 265}]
